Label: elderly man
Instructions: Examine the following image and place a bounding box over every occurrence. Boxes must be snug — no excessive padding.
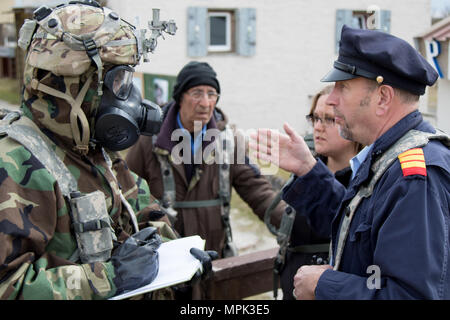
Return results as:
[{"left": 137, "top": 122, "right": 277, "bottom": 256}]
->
[
  {"left": 126, "top": 61, "right": 285, "bottom": 260},
  {"left": 252, "top": 25, "right": 449, "bottom": 299}
]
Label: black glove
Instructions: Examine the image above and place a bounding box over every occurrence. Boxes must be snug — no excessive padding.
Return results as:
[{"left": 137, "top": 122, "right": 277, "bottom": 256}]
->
[
  {"left": 148, "top": 210, "right": 166, "bottom": 221},
  {"left": 189, "top": 248, "right": 219, "bottom": 281},
  {"left": 111, "top": 227, "right": 161, "bottom": 294}
]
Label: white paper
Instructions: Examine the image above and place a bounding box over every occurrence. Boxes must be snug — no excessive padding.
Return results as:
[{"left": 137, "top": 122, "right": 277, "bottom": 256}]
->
[{"left": 110, "top": 235, "right": 205, "bottom": 300}]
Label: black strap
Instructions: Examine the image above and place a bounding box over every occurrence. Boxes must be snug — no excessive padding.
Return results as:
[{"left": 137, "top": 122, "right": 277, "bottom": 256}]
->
[
  {"left": 73, "top": 218, "right": 110, "bottom": 233},
  {"left": 334, "top": 61, "right": 378, "bottom": 80},
  {"left": 83, "top": 39, "right": 98, "bottom": 58}
]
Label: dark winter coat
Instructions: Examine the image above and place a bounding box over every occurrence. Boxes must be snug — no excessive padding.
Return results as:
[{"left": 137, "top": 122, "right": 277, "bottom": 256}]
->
[{"left": 126, "top": 102, "right": 285, "bottom": 257}]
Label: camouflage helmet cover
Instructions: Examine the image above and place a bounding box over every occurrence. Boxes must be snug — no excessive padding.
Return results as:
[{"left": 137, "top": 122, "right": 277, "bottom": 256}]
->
[{"left": 26, "top": 2, "right": 140, "bottom": 77}]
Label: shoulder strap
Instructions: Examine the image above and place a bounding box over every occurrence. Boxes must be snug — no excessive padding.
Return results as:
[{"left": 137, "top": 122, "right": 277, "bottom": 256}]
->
[
  {"left": 217, "top": 125, "right": 233, "bottom": 215},
  {"left": 155, "top": 125, "right": 237, "bottom": 255},
  {"left": 0, "top": 110, "right": 78, "bottom": 197},
  {"left": 154, "top": 151, "right": 179, "bottom": 224},
  {"left": 217, "top": 125, "right": 237, "bottom": 257},
  {"left": 0, "top": 110, "right": 82, "bottom": 262},
  {"left": 156, "top": 125, "right": 235, "bottom": 212},
  {"left": 333, "top": 128, "right": 449, "bottom": 271}
]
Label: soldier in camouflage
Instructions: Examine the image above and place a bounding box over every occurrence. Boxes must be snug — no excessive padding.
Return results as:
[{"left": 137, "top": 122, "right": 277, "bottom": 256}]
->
[{"left": 0, "top": 1, "right": 214, "bottom": 300}]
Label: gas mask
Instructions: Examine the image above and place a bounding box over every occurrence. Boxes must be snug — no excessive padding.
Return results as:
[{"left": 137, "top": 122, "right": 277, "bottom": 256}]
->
[{"left": 94, "top": 65, "right": 163, "bottom": 151}]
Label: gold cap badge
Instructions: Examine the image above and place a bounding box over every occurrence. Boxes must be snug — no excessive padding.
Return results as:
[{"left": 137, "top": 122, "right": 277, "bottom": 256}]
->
[{"left": 376, "top": 76, "right": 384, "bottom": 84}]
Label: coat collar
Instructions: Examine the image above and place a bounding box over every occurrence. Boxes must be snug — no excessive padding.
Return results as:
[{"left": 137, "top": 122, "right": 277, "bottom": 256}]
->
[
  {"left": 154, "top": 101, "right": 223, "bottom": 153},
  {"left": 346, "top": 110, "right": 423, "bottom": 194}
]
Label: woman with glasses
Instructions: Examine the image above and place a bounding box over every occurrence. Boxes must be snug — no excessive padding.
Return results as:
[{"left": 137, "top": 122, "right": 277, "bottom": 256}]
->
[
  {"left": 280, "top": 85, "right": 362, "bottom": 300},
  {"left": 307, "top": 85, "right": 362, "bottom": 177}
]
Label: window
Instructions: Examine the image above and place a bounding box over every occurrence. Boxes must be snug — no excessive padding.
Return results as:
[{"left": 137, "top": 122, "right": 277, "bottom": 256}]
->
[
  {"left": 187, "top": 7, "right": 256, "bottom": 57},
  {"left": 351, "top": 12, "right": 369, "bottom": 30},
  {"left": 208, "top": 11, "right": 232, "bottom": 52}
]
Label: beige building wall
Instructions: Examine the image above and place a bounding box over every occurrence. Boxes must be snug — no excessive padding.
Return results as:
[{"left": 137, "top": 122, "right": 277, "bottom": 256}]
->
[
  {"left": 0, "top": 0, "right": 15, "bottom": 24},
  {"left": 94, "top": 1, "right": 435, "bottom": 134}
]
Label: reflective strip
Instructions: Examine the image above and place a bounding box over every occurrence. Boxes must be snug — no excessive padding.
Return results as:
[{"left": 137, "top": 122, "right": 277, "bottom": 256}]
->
[
  {"left": 398, "top": 148, "right": 426, "bottom": 176},
  {"left": 400, "top": 160, "right": 426, "bottom": 169},
  {"left": 399, "top": 155, "right": 425, "bottom": 162},
  {"left": 398, "top": 148, "right": 424, "bottom": 158}
]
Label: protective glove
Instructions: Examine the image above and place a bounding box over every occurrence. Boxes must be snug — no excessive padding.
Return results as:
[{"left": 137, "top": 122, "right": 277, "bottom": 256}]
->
[
  {"left": 111, "top": 227, "right": 161, "bottom": 294},
  {"left": 148, "top": 210, "right": 166, "bottom": 221},
  {"left": 189, "top": 248, "right": 219, "bottom": 281}
]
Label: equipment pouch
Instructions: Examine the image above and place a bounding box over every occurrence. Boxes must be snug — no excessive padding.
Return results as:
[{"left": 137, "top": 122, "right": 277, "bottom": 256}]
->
[
  {"left": 70, "top": 190, "right": 114, "bottom": 263},
  {"left": 18, "top": 19, "right": 37, "bottom": 51}
]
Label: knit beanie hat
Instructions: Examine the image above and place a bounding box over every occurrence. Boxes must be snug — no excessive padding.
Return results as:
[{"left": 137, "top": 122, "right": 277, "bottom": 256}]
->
[{"left": 172, "top": 61, "right": 220, "bottom": 103}]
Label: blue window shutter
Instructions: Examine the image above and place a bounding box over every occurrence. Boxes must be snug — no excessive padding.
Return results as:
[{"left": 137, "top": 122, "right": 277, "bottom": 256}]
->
[
  {"left": 236, "top": 8, "right": 256, "bottom": 56},
  {"left": 187, "top": 7, "right": 207, "bottom": 57},
  {"left": 380, "top": 10, "right": 391, "bottom": 33},
  {"left": 335, "top": 9, "right": 353, "bottom": 53}
]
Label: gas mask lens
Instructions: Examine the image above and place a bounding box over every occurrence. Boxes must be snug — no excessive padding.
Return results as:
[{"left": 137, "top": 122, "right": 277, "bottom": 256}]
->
[
  {"left": 105, "top": 65, "right": 134, "bottom": 100},
  {"left": 95, "top": 64, "right": 163, "bottom": 151}
]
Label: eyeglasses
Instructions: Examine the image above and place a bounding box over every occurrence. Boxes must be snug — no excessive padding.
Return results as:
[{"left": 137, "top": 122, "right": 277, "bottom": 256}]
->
[
  {"left": 306, "top": 114, "right": 335, "bottom": 127},
  {"left": 186, "top": 89, "right": 220, "bottom": 102}
]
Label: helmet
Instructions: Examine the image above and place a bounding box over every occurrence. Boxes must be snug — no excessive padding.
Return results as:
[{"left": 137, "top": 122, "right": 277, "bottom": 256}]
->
[
  {"left": 25, "top": 1, "right": 140, "bottom": 79},
  {"left": 18, "top": 0, "right": 175, "bottom": 154}
]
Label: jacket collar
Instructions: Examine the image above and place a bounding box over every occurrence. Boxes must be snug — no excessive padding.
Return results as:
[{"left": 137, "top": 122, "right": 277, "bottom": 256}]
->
[
  {"left": 347, "top": 110, "right": 423, "bottom": 191},
  {"left": 154, "top": 101, "right": 221, "bottom": 153}
]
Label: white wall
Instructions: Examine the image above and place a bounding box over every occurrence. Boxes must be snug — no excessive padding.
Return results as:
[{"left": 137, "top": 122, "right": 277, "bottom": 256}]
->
[
  {"left": 437, "top": 79, "right": 450, "bottom": 133},
  {"left": 1, "top": 0, "right": 15, "bottom": 24},
  {"left": 108, "top": 0, "right": 432, "bottom": 135}
]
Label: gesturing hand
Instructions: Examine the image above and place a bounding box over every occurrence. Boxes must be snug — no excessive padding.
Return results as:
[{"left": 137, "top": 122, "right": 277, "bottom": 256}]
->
[{"left": 249, "top": 123, "right": 317, "bottom": 177}]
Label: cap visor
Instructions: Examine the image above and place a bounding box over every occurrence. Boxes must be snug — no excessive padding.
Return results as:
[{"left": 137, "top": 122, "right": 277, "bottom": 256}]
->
[{"left": 321, "top": 68, "right": 358, "bottom": 82}]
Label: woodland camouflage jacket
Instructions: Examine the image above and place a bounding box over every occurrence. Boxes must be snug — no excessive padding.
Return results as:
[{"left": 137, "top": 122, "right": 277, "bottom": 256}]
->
[{"left": 0, "top": 70, "right": 165, "bottom": 300}]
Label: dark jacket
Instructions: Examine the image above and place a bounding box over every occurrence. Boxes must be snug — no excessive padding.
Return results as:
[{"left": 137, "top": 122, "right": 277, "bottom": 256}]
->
[
  {"left": 280, "top": 165, "right": 352, "bottom": 300},
  {"left": 283, "top": 110, "right": 450, "bottom": 299},
  {"left": 126, "top": 101, "right": 285, "bottom": 257}
]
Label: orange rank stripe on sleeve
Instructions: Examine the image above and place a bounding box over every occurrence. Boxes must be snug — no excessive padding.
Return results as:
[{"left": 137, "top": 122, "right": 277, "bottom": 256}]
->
[{"left": 398, "top": 148, "right": 426, "bottom": 177}]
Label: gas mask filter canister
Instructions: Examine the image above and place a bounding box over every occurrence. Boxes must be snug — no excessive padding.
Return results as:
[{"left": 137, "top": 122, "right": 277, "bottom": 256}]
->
[{"left": 94, "top": 65, "right": 163, "bottom": 151}]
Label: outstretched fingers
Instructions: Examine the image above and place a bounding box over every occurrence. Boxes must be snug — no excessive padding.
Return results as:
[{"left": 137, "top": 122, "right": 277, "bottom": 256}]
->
[
  {"left": 283, "top": 122, "right": 301, "bottom": 143},
  {"left": 249, "top": 129, "right": 281, "bottom": 164}
]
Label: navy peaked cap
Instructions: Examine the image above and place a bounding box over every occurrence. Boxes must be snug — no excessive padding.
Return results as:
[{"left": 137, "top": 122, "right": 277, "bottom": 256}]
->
[{"left": 322, "top": 25, "right": 438, "bottom": 95}]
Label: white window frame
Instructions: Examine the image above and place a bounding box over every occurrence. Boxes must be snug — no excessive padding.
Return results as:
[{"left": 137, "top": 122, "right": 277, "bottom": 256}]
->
[{"left": 207, "top": 11, "right": 232, "bottom": 52}]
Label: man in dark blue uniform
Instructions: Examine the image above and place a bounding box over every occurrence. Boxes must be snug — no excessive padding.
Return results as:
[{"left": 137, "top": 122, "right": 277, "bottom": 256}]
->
[{"left": 251, "top": 25, "right": 449, "bottom": 299}]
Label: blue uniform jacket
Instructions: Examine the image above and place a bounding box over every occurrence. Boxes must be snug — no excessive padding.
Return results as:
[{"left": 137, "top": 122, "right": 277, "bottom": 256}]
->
[{"left": 283, "top": 110, "right": 450, "bottom": 299}]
